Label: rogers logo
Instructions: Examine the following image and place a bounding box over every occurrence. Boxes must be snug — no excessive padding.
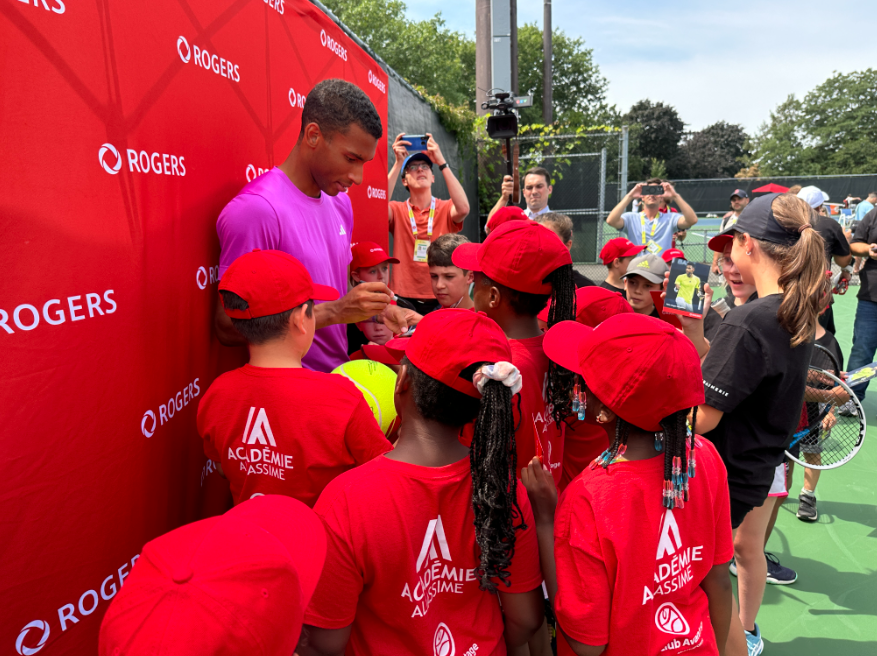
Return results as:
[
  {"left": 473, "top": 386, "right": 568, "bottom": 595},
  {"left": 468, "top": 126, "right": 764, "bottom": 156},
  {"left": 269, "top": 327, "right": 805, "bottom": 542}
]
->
[
  {"left": 177, "top": 35, "right": 191, "bottom": 62},
  {"left": 246, "top": 164, "right": 269, "bottom": 182},
  {"left": 264, "top": 0, "right": 284, "bottom": 14},
  {"left": 140, "top": 378, "right": 201, "bottom": 438},
  {"left": 1, "top": 290, "right": 117, "bottom": 335},
  {"left": 288, "top": 87, "right": 306, "bottom": 108},
  {"left": 320, "top": 29, "right": 347, "bottom": 61},
  {"left": 368, "top": 69, "right": 386, "bottom": 94},
  {"left": 21, "top": 0, "right": 64, "bottom": 14},
  {"left": 98, "top": 143, "right": 186, "bottom": 176},
  {"left": 16, "top": 620, "right": 49, "bottom": 656},
  {"left": 98, "top": 143, "right": 122, "bottom": 175},
  {"left": 433, "top": 623, "right": 455, "bottom": 656},
  {"left": 197, "top": 265, "right": 220, "bottom": 290},
  {"left": 367, "top": 186, "right": 387, "bottom": 200},
  {"left": 177, "top": 36, "right": 240, "bottom": 82}
]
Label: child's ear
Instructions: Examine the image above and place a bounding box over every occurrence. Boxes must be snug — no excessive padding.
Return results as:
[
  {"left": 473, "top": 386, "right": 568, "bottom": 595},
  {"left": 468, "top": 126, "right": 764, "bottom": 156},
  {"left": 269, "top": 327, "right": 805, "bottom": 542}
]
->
[
  {"left": 290, "top": 306, "right": 308, "bottom": 335},
  {"left": 465, "top": 270, "right": 475, "bottom": 284},
  {"left": 488, "top": 284, "right": 503, "bottom": 309},
  {"left": 395, "top": 364, "right": 411, "bottom": 395},
  {"left": 351, "top": 268, "right": 362, "bottom": 284}
]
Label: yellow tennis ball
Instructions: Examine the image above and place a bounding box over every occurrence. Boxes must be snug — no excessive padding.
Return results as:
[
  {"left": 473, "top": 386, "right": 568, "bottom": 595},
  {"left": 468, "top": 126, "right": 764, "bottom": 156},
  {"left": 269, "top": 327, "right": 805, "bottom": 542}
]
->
[{"left": 331, "top": 359, "right": 398, "bottom": 435}]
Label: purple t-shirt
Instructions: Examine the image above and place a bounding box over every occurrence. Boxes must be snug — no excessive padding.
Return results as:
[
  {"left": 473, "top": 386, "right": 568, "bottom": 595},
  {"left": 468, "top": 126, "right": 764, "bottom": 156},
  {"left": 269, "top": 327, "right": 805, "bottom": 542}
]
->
[{"left": 217, "top": 167, "right": 353, "bottom": 373}]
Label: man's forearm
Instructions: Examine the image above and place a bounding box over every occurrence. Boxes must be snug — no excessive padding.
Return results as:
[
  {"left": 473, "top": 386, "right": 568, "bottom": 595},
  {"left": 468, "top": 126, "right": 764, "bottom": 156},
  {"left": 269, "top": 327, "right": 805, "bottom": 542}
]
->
[
  {"left": 606, "top": 194, "right": 633, "bottom": 229},
  {"left": 675, "top": 195, "right": 698, "bottom": 229},
  {"left": 314, "top": 301, "right": 341, "bottom": 330},
  {"left": 488, "top": 194, "right": 508, "bottom": 220},
  {"left": 443, "top": 165, "right": 470, "bottom": 222},
  {"left": 387, "top": 162, "right": 403, "bottom": 199}
]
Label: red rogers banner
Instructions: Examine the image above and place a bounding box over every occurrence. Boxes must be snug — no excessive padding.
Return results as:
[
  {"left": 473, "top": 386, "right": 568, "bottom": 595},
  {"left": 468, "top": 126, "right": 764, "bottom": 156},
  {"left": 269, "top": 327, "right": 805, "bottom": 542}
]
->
[{"left": 0, "top": 1, "right": 388, "bottom": 653}]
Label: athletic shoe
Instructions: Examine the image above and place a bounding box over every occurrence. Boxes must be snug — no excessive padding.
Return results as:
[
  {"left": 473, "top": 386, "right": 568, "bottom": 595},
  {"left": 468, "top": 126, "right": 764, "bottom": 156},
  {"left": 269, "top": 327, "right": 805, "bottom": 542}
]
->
[
  {"left": 729, "top": 558, "right": 737, "bottom": 577},
  {"left": 745, "top": 623, "right": 764, "bottom": 656},
  {"left": 765, "top": 552, "right": 797, "bottom": 585},
  {"left": 838, "top": 399, "right": 856, "bottom": 417},
  {"left": 797, "top": 492, "right": 818, "bottom": 522}
]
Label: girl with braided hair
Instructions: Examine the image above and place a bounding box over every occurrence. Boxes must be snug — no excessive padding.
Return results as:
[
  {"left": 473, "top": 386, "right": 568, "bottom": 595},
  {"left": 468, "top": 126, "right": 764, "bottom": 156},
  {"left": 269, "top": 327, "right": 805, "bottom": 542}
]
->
[
  {"left": 300, "top": 310, "right": 544, "bottom": 656},
  {"left": 532, "top": 314, "right": 733, "bottom": 656},
  {"left": 453, "top": 220, "right": 577, "bottom": 488}
]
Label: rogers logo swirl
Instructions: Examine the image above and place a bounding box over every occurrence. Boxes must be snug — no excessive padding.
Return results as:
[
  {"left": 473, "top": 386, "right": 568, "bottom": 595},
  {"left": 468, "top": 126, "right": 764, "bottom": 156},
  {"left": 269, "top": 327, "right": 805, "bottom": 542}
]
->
[
  {"left": 98, "top": 143, "right": 122, "bottom": 175},
  {"left": 16, "top": 620, "right": 50, "bottom": 656},
  {"left": 141, "top": 410, "right": 156, "bottom": 438},
  {"left": 197, "top": 265, "right": 220, "bottom": 290},
  {"left": 288, "top": 88, "right": 306, "bottom": 108},
  {"left": 177, "top": 36, "right": 191, "bottom": 62},
  {"left": 368, "top": 69, "right": 386, "bottom": 94},
  {"left": 320, "top": 29, "right": 347, "bottom": 61},
  {"left": 246, "top": 165, "right": 268, "bottom": 182},
  {"left": 367, "top": 186, "right": 387, "bottom": 200}
]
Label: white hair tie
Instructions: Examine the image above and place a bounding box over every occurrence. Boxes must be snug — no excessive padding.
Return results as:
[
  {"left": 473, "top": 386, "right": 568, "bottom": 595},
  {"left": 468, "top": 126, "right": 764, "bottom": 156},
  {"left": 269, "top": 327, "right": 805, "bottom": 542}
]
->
[{"left": 473, "top": 362, "right": 523, "bottom": 396}]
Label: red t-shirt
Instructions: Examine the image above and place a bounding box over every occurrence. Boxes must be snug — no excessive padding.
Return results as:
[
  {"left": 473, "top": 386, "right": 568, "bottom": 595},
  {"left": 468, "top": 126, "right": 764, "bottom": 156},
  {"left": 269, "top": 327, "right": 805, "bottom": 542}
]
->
[
  {"left": 554, "top": 437, "right": 733, "bottom": 656},
  {"left": 304, "top": 455, "right": 543, "bottom": 655},
  {"left": 510, "top": 335, "right": 564, "bottom": 486},
  {"left": 197, "top": 365, "right": 391, "bottom": 508},
  {"left": 559, "top": 419, "right": 609, "bottom": 493}
]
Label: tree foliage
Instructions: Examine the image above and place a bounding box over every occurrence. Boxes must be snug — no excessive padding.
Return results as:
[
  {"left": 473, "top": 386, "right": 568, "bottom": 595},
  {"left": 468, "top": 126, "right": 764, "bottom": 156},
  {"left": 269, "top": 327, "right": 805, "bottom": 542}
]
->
[
  {"left": 752, "top": 69, "right": 877, "bottom": 175},
  {"left": 678, "top": 121, "right": 749, "bottom": 179},
  {"left": 622, "top": 100, "right": 685, "bottom": 179}
]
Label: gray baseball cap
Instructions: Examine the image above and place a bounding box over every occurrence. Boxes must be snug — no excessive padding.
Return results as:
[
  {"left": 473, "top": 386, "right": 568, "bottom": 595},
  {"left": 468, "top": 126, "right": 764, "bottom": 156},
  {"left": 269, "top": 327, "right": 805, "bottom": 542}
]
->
[{"left": 622, "top": 253, "right": 669, "bottom": 284}]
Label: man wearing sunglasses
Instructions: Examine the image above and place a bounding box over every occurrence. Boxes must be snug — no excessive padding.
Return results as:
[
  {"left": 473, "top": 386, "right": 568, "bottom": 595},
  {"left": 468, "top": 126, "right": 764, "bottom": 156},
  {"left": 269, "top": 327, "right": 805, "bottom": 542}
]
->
[{"left": 386, "top": 133, "right": 470, "bottom": 314}]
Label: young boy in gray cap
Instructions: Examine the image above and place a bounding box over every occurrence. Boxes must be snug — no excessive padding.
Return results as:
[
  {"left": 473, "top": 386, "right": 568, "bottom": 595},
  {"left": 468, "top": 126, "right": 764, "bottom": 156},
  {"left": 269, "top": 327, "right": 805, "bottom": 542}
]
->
[{"left": 621, "top": 253, "right": 669, "bottom": 317}]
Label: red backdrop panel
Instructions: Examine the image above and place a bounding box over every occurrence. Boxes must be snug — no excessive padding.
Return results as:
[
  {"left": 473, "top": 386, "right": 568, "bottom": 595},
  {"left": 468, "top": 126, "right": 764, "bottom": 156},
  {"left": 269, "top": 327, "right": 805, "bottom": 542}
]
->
[{"left": 0, "top": 1, "right": 388, "bottom": 654}]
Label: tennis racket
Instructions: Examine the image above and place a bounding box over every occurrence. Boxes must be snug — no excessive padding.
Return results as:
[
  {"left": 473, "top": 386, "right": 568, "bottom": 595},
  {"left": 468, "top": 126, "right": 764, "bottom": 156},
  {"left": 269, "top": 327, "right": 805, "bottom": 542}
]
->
[
  {"left": 784, "top": 364, "right": 866, "bottom": 470},
  {"left": 810, "top": 343, "right": 841, "bottom": 377}
]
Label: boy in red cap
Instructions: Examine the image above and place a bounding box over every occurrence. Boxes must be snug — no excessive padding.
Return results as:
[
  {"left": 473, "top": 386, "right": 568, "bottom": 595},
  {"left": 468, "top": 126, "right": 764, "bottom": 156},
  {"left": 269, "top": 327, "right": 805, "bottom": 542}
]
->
[
  {"left": 427, "top": 233, "right": 475, "bottom": 309},
  {"left": 452, "top": 220, "right": 577, "bottom": 487},
  {"left": 100, "top": 495, "right": 327, "bottom": 656},
  {"left": 300, "top": 310, "right": 544, "bottom": 655},
  {"left": 346, "top": 241, "right": 406, "bottom": 352},
  {"left": 535, "top": 314, "right": 733, "bottom": 656},
  {"left": 486, "top": 205, "right": 528, "bottom": 234},
  {"left": 599, "top": 237, "right": 646, "bottom": 297},
  {"left": 198, "top": 250, "right": 391, "bottom": 508}
]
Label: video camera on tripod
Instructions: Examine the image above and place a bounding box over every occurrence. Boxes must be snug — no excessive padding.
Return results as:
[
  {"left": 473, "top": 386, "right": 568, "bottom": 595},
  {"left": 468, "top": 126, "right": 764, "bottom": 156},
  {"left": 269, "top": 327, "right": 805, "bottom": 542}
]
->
[{"left": 481, "top": 90, "right": 531, "bottom": 204}]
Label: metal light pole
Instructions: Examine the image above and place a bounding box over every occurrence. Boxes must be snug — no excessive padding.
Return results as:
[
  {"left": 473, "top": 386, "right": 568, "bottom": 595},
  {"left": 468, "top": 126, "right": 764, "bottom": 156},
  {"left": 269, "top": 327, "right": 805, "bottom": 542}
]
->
[{"left": 543, "top": 0, "right": 552, "bottom": 123}]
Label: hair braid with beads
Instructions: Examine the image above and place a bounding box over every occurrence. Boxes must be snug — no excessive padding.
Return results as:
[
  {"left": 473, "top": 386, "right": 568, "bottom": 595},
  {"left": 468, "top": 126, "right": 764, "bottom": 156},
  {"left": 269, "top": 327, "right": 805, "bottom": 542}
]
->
[{"left": 544, "top": 264, "right": 577, "bottom": 425}]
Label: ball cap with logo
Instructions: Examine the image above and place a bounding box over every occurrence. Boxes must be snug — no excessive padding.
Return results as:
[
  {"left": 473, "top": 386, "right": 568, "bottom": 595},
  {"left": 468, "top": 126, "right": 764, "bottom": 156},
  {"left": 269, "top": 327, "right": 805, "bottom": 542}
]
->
[
  {"left": 730, "top": 188, "right": 749, "bottom": 199},
  {"left": 661, "top": 248, "right": 685, "bottom": 264},
  {"left": 98, "top": 495, "right": 327, "bottom": 656},
  {"left": 452, "top": 220, "right": 573, "bottom": 294},
  {"left": 219, "top": 249, "right": 339, "bottom": 319},
  {"left": 402, "top": 309, "right": 512, "bottom": 398},
  {"left": 486, "top": 205, "right": 528, "bottom": 233},
  {"left": 621, "top": 253, "right": 669, "bottom": 285},
  {"left": 599, "top": 237, "right": 646, "bottom": 266},
  {"left": 350, "top": 241, "right": 400, "bottom": 269},
  {"left": 542, "top": 314, "right": 704, "bottom": 431},
  {"left": 708, "top": 192, "right": 806, "bottom": 253},
  {"left": 537, "top": 286, "right": 632, "bottom": 326}
]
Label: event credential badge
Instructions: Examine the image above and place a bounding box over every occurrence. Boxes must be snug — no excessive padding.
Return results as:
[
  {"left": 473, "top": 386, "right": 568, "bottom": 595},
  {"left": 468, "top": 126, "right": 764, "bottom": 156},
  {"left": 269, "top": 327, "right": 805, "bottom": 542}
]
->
[{"left": 414, "top": 239, "right": 430, "bottom": 263}]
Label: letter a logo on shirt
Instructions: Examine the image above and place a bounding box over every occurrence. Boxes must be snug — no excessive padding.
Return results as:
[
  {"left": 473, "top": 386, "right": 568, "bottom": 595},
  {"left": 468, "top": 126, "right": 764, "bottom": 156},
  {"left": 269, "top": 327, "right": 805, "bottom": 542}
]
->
[
  {"left": 416, "top": 516, "right": 452, "bottom": 572},
  {"left": 656, "top": 509, "right": 683, "bottom": 560},
  {"left": 339, "top": 224, "right": 346, "bottom": 235},
  {"left": 242, "top": 407, "right": 277, "bottom": 447}
]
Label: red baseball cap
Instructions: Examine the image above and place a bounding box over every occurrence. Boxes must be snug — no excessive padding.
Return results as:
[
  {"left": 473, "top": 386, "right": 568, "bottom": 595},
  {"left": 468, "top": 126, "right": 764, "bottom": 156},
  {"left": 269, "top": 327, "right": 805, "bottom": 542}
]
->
[
  {"left": 537, "top": 286, "right": 632, "bottom": 325},
  {"left": 662, "top": 248, "right": 685, "bottom": 263},
  {"left": 99, "top": 495, "right": 327, "bottom": 656},
  {"left": 360, "top": 336, "right": 410, "bottom": 365},
  {"left": 543, "top": 314, "right": 704, "bottom": 431},
  {"left": 404, "top": 309, "right": 512, "bottom": 397},
  {"left": 219, "top": 249, "right": 339, "bottom": 319},
  {"left": 599, "top": 237, "right": 646, "bottom": 265},
  {"left": 486, "top": 206, "right": 528, "bottom": 233},
  {"left": 350, "top": 241, "right": 399, "bottom": 269},
  {"left": 452, "top": 221, "right": 572, "bottom": 294}
]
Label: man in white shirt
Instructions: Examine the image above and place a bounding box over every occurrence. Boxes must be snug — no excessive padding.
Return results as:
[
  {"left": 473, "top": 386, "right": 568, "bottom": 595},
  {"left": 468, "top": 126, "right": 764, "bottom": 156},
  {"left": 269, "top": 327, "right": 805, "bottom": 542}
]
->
[{"left": 487, "top": 166, "right": 553, "bottom": 220}]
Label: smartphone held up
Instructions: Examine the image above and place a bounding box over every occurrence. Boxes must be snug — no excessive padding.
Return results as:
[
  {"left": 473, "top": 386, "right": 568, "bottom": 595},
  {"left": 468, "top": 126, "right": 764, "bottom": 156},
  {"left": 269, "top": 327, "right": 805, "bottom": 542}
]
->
[{"left": 403, "top": 135, "right": 429, "bottom": 152}]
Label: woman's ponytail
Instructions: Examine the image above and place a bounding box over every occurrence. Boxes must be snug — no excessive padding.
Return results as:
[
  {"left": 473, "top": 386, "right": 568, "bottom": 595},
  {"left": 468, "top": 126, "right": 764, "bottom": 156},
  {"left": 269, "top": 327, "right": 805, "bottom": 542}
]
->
[
  {"left": 470, "top": 378, "right": 524, "bottom": 592},
  {"left": 545, "top": 264, "right": 577, "bottom": 424},
  {"left": 750, "top": 195, "right": 829, "bottom": 347}
]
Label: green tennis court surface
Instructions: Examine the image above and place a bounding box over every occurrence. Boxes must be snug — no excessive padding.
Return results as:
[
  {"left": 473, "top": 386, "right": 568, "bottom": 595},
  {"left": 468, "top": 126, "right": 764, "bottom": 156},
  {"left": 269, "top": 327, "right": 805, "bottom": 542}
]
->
[{"left": 754, "top": 291, "right": 877, "bottom": 654}]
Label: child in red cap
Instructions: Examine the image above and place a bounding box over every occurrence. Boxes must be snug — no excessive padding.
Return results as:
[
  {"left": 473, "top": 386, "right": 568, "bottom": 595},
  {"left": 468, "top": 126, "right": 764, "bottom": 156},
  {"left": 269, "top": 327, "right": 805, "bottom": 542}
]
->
[
  {"left": 99, "top": 495, "right": 327, "bottom": 656},
  {"left": 452, "top": 220, "right": 577, "bottom": 487},
  {"left": 198, "top": 250, "right": 391, "bottom": 508},
  {"left": 347, "top": 241, "right": 406, "bottom": 352},
  {"left": 300, "top": 310, "right": 544, "bottom": 655},
  {"left": 536, "top": 314, "right": 733, "bottom": 656},
  {"left": 599, "top": 237, "right": 646, "bottom": 297}
]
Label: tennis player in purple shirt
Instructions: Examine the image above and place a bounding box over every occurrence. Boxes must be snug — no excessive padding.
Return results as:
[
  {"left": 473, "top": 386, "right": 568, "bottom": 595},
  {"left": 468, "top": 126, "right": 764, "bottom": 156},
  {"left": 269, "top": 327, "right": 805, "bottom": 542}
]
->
[{"left": 215, "top": 79, "right": 411, "bottom": 372}]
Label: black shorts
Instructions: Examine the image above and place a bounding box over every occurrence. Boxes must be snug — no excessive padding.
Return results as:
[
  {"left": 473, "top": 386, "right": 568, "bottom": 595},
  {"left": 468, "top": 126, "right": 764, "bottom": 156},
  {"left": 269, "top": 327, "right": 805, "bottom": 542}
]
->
[{"left": 730, "top": 497, "right": 755, "bottom": 530}]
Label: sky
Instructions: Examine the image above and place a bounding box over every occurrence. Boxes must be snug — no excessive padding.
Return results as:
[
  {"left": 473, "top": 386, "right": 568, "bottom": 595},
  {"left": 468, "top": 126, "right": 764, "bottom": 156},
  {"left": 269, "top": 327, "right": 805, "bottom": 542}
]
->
[{"left": 402, "top": 0, "right": 873, "bottom": 134}]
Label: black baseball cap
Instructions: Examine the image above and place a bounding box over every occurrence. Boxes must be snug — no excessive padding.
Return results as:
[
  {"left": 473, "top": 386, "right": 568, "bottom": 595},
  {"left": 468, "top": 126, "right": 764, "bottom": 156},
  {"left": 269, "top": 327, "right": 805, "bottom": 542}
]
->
[
  {"left": 709, "top": 193, "right": 803, "bottom": 252},
  {"left": 730, "top": 189, "right": 748, "bottom": 199}
]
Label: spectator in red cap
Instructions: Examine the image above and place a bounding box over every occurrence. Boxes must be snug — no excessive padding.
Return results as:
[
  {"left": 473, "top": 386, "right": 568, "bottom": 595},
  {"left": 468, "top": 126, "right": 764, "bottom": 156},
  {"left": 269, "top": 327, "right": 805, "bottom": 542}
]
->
[
  {"left": 426, "top": 233, "right": 475, "bottom": 309},
  {"left": 300, "top": 310, "right": 544, "bottom": 655},
  {"left": 599, "top": 237, "right": 646, "bottom": 297},
  {"left": 621, "top": 253, "right": 669, "bottom": 317},
  {"left": 346, "top": 241, "right": 405, "bottom": 354},
  {"left": 661, "top": 247, "right": 685, "bottom": 264},
  {"left": 452, "top": 221, "right": 577, "bottom": 487},
  {"left": 386, "top": 134, "right": 470, "bottom": 315},
  {"left": 486, "top": 205, "right": 528, "bottom": 234},
  {"left": 536, "top": 314, "right": 732, "bottom": 656},
  {"left": 99, "top": 495, "right": 327, "bottom": 656},
  {"left": 198, "top": 250, "right": 391, "bottom": 508}
]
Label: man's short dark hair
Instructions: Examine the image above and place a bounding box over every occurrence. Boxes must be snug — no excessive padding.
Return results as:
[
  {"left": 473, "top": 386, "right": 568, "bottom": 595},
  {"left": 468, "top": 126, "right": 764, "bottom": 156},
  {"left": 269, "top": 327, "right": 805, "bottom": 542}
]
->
[
  {"left": 522, "top": 167, "right": 551, "bottom": 186},
  {"left": 646, "top": 177, "right": 664, "bottom": 185},
  {"left": 869, "top": 191, "right": 877, "bottom": 198},
  {"left": 299, "top": 79, "right": 382, "bottom": 141},
  {"left": 427, "top": 233, "right": 470, "bottom": 269},
  {"left": 219, "top": 291, "right": 313, "bottom": 345}
]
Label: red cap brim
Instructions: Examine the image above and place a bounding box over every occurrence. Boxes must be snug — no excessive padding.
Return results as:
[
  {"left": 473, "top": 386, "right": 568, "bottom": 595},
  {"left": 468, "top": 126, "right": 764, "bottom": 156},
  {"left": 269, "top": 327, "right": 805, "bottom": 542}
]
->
[
  {"left": 361, "top": 338, "right": 409, "bottom": 365},
  {"left": 543, "top": 321, "right": 592, "bottom": 374},
  {"left": 312, "top": 284, "right": 340, "bottom": 302},
  {"left": 451, "top": 243, "right": 482, "bottom": 272},
  {"left": 621, "top": 244, "right": 647, "bottom": 258},
  {"left": 707, "top": 234, "right": 733, "bottom": 253}
]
